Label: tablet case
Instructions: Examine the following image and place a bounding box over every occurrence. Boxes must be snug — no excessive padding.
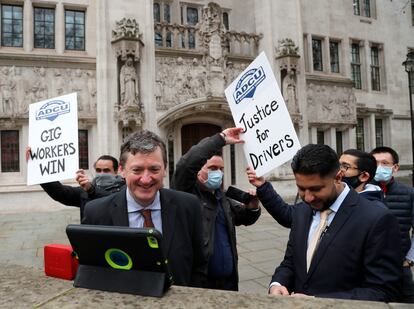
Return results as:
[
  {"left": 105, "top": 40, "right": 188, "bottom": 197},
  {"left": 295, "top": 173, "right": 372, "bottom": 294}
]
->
[{"left": 66, "top": 224, "right": 173, "bottom": 297}]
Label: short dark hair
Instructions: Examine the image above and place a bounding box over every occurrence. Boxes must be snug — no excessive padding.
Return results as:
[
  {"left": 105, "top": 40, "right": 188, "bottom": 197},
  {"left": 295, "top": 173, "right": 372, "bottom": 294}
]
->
[
  {"left": 119, "top": 130, "right": 167, "bottom": 168},
  {"left": 343, "top": 149, "right": 377, "bottom": 182},
  {"left": 94, "top": 155, "right": 119, "bottom": 171},
  {"left": 370, "top": 146, "right": 399, "bottom": 164},
  {"left": 291, "top": 144, "right": 339, "bottom": 177}
]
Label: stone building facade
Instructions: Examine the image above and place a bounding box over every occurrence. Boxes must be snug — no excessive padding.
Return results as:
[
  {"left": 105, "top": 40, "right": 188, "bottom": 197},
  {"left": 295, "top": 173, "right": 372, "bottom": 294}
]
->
[{"left": 0, "top": 0, "right": 413, "bottom": 195}]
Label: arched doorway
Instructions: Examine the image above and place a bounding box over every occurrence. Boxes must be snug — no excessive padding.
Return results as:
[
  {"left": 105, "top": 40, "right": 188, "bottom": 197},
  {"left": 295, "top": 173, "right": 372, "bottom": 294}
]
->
[{"left": 181, "top": 123, "right": 221, "bottom": 154}]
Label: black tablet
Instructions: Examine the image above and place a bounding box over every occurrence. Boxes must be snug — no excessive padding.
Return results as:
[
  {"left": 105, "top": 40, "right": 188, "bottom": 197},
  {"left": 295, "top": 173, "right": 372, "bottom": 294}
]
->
[{"left": 66, "top": 224, "right": 172, "bottom": 296}]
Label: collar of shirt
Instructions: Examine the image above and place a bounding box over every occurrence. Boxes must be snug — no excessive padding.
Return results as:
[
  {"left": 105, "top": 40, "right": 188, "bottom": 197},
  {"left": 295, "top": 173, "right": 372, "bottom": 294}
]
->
[{"left": 126, "top": 188, "right": 161, "bottom": 213}]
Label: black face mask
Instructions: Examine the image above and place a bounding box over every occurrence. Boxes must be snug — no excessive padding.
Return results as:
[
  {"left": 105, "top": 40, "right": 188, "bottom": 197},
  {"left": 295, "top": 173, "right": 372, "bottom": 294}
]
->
[{"left": 342, "top": 174, "right": 362, "bottom": 189}]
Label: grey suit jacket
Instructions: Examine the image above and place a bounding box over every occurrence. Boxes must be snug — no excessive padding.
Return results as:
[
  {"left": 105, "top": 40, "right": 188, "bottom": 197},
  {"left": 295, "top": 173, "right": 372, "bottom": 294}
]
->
[{"left": 82, "top": 187, "right": 207, "bottom": 287}]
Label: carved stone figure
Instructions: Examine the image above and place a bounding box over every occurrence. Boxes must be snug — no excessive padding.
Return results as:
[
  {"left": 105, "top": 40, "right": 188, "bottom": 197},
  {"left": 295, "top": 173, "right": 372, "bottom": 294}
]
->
[
  {"left": 276, "top": 38, "right": 299, "bottom": 57},
  {"left": 72, "top": 69, "right": 88, "bottom": 111},
  {"left": 0, "top": 67, "right": 16, "bottom": 115},
  {"left": 282, "top": 70, "right": 299, "bottom": 114},
  {"left": 120, "top": 57, "right": 139, "bottom": 107},
  {"left": 87, "top": 71, "right": 97, "bottom": 112},
  {"left": 112, "top": 18, "right": 141, "bottom": 40}
]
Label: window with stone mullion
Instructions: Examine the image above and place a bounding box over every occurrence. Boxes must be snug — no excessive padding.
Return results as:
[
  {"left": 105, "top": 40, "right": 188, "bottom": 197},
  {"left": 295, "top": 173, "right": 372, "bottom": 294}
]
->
[
  {"left": 1, "top": 4, "right": 23, "bottom": 47},
  {"left": 351, "top": 43, "right": 362, "bottom": 89},
  {"left": 34, "top": 7, "right": 55, "bottom": 49},
  {"left": 1, "top": 130, "right": 19, "bottom": 172}
]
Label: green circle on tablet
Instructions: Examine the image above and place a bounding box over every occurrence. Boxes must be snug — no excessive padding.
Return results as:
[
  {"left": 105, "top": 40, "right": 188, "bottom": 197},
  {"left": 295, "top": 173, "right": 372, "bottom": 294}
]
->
[{"left": 105, "top": 248, "right": 132, "bottom": 270}]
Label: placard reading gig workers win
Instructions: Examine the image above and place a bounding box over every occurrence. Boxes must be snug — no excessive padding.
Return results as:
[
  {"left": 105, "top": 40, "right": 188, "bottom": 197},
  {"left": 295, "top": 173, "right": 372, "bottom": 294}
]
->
[
  {"left": 225, "top": 52, "right": 301, "bottom": 177},
  {"left": 27, "top": 93, "right": 79, "bottom": 186}
]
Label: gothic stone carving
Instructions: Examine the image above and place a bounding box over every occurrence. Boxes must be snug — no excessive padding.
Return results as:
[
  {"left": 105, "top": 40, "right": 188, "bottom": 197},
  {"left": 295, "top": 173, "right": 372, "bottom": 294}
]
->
[
  {"left": 276, "top": 38, "right": 299, "bottom": 57},
  {"left": 0, "top": 66, "right": 96, "bottom": 118},
  {"left": 306, "top": 82, "right": 356, "bottom": 124},
  {"left": 111, "top": 18, "right": 144, "bottom": 62}
]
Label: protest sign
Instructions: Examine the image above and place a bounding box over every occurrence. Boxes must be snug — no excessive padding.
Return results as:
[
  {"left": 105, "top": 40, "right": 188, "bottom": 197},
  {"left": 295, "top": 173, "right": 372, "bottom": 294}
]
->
[
  {"left": 27, "top": 93, "right": 79, "bottom": 185},
  {"left": 224, "top": 52, "right": 301, "bottom": 177}
]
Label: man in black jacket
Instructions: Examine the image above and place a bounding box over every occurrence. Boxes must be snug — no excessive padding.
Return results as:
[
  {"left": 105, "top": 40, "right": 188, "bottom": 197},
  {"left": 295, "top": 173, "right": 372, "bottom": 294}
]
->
[
  {"left": 371, "top": 146, "right": 414, "bottom": 303},
  {"left": 339, "top": 149, "right": 386, "bottom": 208},
  {"left": 171, "top": 127, "right": 260, "bottom": 291}
]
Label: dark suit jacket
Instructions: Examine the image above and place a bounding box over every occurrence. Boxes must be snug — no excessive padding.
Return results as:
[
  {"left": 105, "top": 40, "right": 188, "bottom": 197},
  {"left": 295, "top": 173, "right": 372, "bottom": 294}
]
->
[
  {"left": 270, "top": 187, "right": 403, "bottom": 302},
  {"left": 82, "top": 187, "right": 207, "bottom": 287}
]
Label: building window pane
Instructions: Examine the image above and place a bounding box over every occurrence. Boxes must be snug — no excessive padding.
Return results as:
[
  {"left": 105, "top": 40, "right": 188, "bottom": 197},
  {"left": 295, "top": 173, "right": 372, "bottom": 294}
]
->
[
  {"left": 65, "top": 10, "right": 85, "bottom": 51},
  {"left": 188, "top": 32, "right": 195, "bottom": 49},
  {"left": 34, "top": 8, "right": 55, "bottom": 49},
  {"left": 164, "top": 4, "right": 171, "bottom": 23},
  {"left": 166, "top": 32, "right": 172, "bottom": 47},
  {"left": 371, "top": 47, "right": 380, "bottom": 91},
  {"left": 1, "top": 130, "right": 19, "bottom": 172},
  {"left": 375, "top": 118, "right": 383, "bottom": 147},
  {"left": 1, "top": 5, "right": 23, "bottom": 47},
  {"left": 363, "top": 0, "right": 371, "bottom": 17},
  {"left": 356, "top": 118, "right": 365, "bottom": 150},
  {"left": 312, "top": 39, "right": 323, "bottom": 71},
  {"left": 412, "top": 0, "right": 414, "bottom": 26},
  {"left": 155, "top": 32, "right": 162, "bottom": 47},
  {"left": 153, "top": 3, "right": 160, "bottom": 22},
  {"left": 353, "top": 0, "right": 360, "bottom": 15},
  {"left": 336, "top": 131, "right": 343, "bottom": 155},
  {"left": 351, "top": 43, "right": 362, "bottom": 89},
  {"left": 187, "top": 7, "right": 198, "bottom": 25},
  {"left": 78, "top": 130, "right": 88, "bottom": 170},
  {"left": 223, "top": 12, "right": 229, "bottom": 30},
  {"left": 330, "top": 41, "right": 340, "bottom": 73},
  {"left": 317, "top": 130, "right": 325, "bottom": 145}
]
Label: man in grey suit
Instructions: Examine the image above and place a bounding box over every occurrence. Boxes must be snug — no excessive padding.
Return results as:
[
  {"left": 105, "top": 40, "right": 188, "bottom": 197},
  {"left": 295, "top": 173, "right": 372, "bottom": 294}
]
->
[{"left": 82, "top": 130, "right": 207, "bottom": 287}]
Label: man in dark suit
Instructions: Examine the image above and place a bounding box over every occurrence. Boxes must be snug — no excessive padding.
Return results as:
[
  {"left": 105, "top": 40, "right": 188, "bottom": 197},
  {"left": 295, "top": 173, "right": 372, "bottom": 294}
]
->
[
  {"left": 248, "top": 144, "right": 402, "bottom": 302},
  {"left": 82, "top": 130, "right": 207, "bottom": 287}
]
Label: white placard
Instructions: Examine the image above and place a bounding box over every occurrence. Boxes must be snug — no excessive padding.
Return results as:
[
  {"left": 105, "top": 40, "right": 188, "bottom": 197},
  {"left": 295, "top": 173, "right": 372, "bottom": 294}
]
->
[
  {"left": 27, "top": 93, "right": 79, "bottom": 185},
  {"left": 224, "top": 52, "right": 301, "bottom": 177}
]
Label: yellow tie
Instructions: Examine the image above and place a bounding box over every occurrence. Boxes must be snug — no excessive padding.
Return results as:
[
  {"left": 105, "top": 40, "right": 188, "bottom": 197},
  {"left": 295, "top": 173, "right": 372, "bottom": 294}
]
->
[{"left": 306, "top": 209, "right": 332, "bottom": 271}]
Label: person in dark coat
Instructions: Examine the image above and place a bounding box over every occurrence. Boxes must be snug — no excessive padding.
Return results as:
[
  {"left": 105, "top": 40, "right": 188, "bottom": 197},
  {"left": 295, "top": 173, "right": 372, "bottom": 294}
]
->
[
  {"left": 248, "top": 144, "right": 402, "bottom": 302},
  {"left": 171, "top": 127, "right": 260, "bottom": 291},
  {"left": 371, "top": 146, "right": 414, "bottom": 303}
]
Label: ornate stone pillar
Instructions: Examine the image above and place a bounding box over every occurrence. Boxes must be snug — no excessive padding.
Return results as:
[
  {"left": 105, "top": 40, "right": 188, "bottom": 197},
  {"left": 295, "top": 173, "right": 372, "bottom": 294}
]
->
[{"left": 111, "top": 18, "right": 145, "bottom": 131}]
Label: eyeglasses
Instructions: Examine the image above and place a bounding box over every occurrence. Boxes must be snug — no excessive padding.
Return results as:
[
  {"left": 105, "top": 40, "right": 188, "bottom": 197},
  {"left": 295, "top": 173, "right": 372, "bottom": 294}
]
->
[{"left": 339, "top": 163, "right": 359, "bottom": 172}]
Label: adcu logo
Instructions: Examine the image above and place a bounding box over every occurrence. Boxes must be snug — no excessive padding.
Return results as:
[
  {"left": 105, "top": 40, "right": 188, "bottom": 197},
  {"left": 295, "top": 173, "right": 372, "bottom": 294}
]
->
[
  {"left": 35, "top": 100, "right": 70, "bottom": 121},
  {"left": 233, "top": 66, "right": 266, "bottom": 104}
]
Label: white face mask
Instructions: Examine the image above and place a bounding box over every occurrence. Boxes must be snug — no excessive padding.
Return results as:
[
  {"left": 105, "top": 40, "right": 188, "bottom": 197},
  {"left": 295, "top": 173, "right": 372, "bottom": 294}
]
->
[{"left": 374, "top": 166, "right": 393, "bottom": 182}]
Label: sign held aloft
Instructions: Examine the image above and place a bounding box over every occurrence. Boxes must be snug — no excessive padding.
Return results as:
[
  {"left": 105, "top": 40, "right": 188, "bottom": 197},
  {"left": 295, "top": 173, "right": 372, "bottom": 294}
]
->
[
  {"left": 27, "top": 93, "right": 79, "bottom": 185},
  {"left": 225, "top": 52, "right": 301, "bottom": 177}
]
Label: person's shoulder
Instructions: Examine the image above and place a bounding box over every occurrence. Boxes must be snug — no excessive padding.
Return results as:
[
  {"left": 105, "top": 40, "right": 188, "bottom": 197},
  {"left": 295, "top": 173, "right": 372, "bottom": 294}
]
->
[
  {"left": 161, "top": 188, "right": 199, "bottom": 201},
  {"left": 85, "top": 188, "right": 124, "bottom": 208},
  {"left": 391, "top": 180, "right": 414, "bottom": 194}
]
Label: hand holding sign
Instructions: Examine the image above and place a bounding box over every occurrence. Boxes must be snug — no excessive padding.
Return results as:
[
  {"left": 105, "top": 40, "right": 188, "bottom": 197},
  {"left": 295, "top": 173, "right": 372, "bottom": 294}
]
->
[
  {"left": 221, "top": 127, "right": 245, "bottom": 145},
  {"left": 225, "top": 52, "right": 301, "bottom": 177}
]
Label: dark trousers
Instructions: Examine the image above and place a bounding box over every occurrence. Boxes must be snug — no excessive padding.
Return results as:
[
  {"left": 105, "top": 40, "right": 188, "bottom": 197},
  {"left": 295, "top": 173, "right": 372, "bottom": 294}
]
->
[
  {"left": 205, "top": 277, "right": 237, "bottom": 291},
  {"left": 402, "top": 266, "right": 414, "bottom": 303}
]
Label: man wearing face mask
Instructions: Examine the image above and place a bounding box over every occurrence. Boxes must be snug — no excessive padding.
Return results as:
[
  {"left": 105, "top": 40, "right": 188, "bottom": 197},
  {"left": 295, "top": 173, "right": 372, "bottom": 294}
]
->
[
  {"left": 171, "top": 127, "right": 261, "bottom": 291},
  {"left": 371, "top": 146, "right": 414, "bottom": 303},
  {"left": 339, "top": 149, "right": 386, "bottom": 209}
]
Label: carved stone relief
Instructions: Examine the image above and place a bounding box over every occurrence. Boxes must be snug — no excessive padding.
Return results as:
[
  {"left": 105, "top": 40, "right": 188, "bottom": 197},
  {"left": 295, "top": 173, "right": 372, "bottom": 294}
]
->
[
  {"left": 282, "top": 70, "right": 299, "bottom": 114},
  {"left": 0, "top": 66, "right": 96, "bottom": 118},
  {"left": 306, "top": 82, "right": 356, "bottom": 124},
  {"left": 155, "top": 55, "right": 251, "bottom": 111}
]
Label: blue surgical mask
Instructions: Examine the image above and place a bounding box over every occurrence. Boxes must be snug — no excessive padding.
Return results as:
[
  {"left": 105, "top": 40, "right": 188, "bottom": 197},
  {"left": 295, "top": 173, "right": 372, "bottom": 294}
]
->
[
  {"left": 374, "top": 166, "right": 393, "bottom": 182},
  {"left": 205, "top": 170, "right": 223, "bottom": 190}
]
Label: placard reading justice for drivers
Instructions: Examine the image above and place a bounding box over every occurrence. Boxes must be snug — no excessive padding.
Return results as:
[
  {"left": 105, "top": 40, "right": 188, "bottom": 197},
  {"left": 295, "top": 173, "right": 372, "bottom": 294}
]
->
[
  {"left": 27, "top": 93, "right": 79, "bottom": 185},
  {"left": 224, "top": 52, "right": 301, "bottom": 177}
]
